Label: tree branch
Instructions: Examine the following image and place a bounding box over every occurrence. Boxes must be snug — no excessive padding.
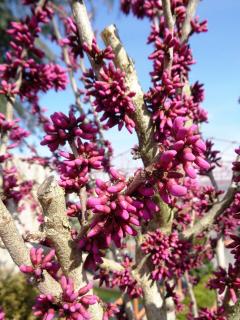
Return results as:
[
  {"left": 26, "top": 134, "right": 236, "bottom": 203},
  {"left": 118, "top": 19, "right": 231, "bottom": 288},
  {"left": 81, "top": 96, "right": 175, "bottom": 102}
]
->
[
  {"left": 101, "top": 24, "right": 156, "bottom": 166},
  {"left": 162, "top": 0, "right": 174, "bottom": 32},
  {"left": 0, "top": 198, "right": 62, "bottom": 297},
  {"left": 37, "top": 176, "right": 86, "bottom": 286},
  {"left": 185, "top": 271, "right": 198, "bottom": 317},
  {"left": 100, "top": 257, "right": 124, "bottom": 272},
  {"left": 162, "top": 0, "right": 175, "bottom": 70},
  {"left": 181, "top": 0, "right": 200, "bottom": 43},
  {"left": 37, "top": 176, "right": 103, "bottom": 319},
  {"left": 182, "top": 185, "right": 237, "bottom": 239}
]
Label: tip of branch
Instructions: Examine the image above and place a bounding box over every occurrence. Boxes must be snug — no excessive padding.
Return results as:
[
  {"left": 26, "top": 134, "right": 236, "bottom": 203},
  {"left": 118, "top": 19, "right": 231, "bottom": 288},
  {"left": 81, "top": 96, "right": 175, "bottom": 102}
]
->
[{"left": 37, "top": 176, "right": 63, "bottom": 199}]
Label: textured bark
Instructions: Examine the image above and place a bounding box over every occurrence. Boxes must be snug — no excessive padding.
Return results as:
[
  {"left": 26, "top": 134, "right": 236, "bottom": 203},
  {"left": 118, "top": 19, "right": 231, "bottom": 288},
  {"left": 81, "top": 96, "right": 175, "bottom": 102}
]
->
[
  {"left": 0, "top": 199, "right": 62, "bottom": 297},
  {"left": 37, "top": 176, "right": 103, "bottom": 319}
]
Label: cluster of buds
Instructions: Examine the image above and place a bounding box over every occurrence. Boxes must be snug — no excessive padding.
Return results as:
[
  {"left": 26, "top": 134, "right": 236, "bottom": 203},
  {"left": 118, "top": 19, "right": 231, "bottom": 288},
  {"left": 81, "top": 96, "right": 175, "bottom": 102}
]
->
[
  {"left": 20, "top": 247, "right": 58, "bottom": 280},
  {"left": 103, "top": 303, "right": 119, "bottom": 320},
  {"left": 199, "top": 140, "right": 221, "bottom": 174},
  {"left": 33, "top": 277, "right": 98, "bottom": 320},
  {"left": 66, "top": 201, "right": 81, "bottom": 218},
  {"left": 82, "top": 38, "right": 115, "bottom": 64},
  {"left": 141, "top": 229, "right": 193, "bottom": 280},
  {"left": 215, "top": 192, "right": 240, "bottom": 235},
  {"left": 95, "top": 256, "right": 142, "bottom": 299},
  {"left": 153, "top": 117, "right": 209, "bottom": 203},
  {"left": 41, "top": 111, "right": 98, "bottom": 152},
  {"left": 0, "top": 113, "right": 29, "bottom": 161},
  {"left": 121, "top": 0, "right": 162, "bottom": 19},
  {"left": 83, "top": 62, "right": 136, "bottom": 133},
  {"left": 58, "top": 140, "right": 105, "bottom": 192},
  {"left": 60, "top": 17, "right": 84, "bottom": 66},
  {"left": 2, "top": 167, "right": 34, "bottom": 206},
  {"left": 0, "top": 1, "right": 66, "bottom": 117},
  {"left": 86, "top": 168, "right": 140, "bottom": 247},
  {"left": 191, "top": 307, "right": 226, "bottom": 320},
  {"left": 208, "top": 264, "right": 240, "bottom": 304}
]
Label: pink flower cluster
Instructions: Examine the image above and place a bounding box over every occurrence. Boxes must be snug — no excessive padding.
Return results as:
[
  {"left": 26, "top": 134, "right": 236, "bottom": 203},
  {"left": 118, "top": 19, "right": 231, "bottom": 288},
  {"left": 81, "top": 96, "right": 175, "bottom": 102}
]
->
[
  {"left": 103, "top": 303, "right": 119, "bottom": 320},
  {"left": 0, "top": 113, "right": 29, "bottom": 161},
  {"left": 141, "top": 229, "right": 193, "bottom": 280},
  {"left": 41, "top": 111, "right": 98, "bottom": 152},
  {"left": 0, "top": 1, "right": 67, "bottom": 125},
  {"left": 95, "top": 256, "right": 142, "bottom": 299},
  {"left": 33, "top": 277, "right": 98, "bottom": 320},
  {"left": 86, "top": 168, "right": 157, "bottom": 247},
  {"left": 199, "top": 140, "right": 221, "bottom": 174},
  {"left": 58, "top": 140, "right": 104, "bottom": 192},
  {"left": 208, "top": 264, "right": 240, "bottom": 304},
  {"left": 154, "top": 117, "right": 209, "bottom": 203},
  {"left": 2, "top": 167, "right": 34, "bottom": 206},
  {"left": 83, "top": 62, "right": 136, "bottom": 132},
  {"left": 20, "top": 247, "right": 58, "bottom": 281},
  {"left": 190, "top": 307, "right": 226, "bottom": 320},
  {"left": 82, "top": 38, "right": 115, "bottom": 65}
]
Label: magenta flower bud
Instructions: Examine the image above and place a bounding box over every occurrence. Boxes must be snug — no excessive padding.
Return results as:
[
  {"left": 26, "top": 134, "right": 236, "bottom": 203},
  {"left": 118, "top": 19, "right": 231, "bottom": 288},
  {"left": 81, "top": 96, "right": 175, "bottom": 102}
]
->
[
  {"left": 167, "top": 182, "right": 187, "bottom": 197},
  {"left": 172, "top": 140, "right": 185, "bottom": 151},
  {"left": 184, "top": 162, "right": 196, "bottom": 179},
  {"left": 88, "top": 224, "right": 103, "bottom": 238},
  {"left": 81, "top": 295, "right": 98, "bottom": 305},
  {"left": 119, "top": 199, "right": 128, "bottom": 209},
  {"left": 139, "top": 208, "right": 151, "bottom": 220},
  {"left": 95, "top": 205, "right": 111, "bottom": 213},
  {"left": 42, "top": 250, "right": 55, "bottom": 264},
  {"left": 78, "top": 282, "right": 93, "bottom": 296},
  {"left": 195, "top": 156, "right": 210, "bottom": 170},
  {"left": 87, "top": 197, "right": 104, "bottom": 207},
  {"left": 20, "top": 265, "right": 34, "bottom": 273},
  {"left": 145, "top": 199, "right": 159, "bottom": 212},
  {"left": 159, "top": 150, "right": 177, "bottom": 168},
  {"left": 195, "top": 139, "right": 206, "bottom": 152},
  {"left": 107, "top": 182, "right": 125, "bottom": 193},
  {"left": 183, "top": 148, "right": 195, "bottom": 161},
  {"left": 138, "top": 186, "right": 154, "bottom": 197},
  {"left": 117, "top": 209, "right": 129, "bottom": 220},
  {"left": 109, "top": 167, "right": 125, "bottom": 181}
]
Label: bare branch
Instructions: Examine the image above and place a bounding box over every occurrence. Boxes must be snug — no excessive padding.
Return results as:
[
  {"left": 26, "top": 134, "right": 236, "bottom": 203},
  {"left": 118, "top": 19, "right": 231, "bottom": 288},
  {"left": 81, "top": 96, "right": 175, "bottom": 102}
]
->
[
  {"left": 71, "top": 0, "right": 102, "bottom": 75},
  {"left": 23, "top": 231, "right": 46, "bottom": 243},
  {"left": 162, "top": 0, "right": 174, "bottom": 32},
  {"left": 181, "top": 0, "right": 200, "bottom": 43},
  {"left": 0, "top": 199, "right": 30, "bottom": 266},
  {"left": 185, "top": 272, "right": 198, "bottom": 317},
  {"left": 100, "top": 257, "right": 124, "bottom": 272},
  {"left": 162, "top": 0, "right": 175, "bottom": 70},
  {"left": 183, "top": 185, "right": 237, "bottom": 239},
  {"left": 37, "top": 176, "right": 86, "bottom": 286}
]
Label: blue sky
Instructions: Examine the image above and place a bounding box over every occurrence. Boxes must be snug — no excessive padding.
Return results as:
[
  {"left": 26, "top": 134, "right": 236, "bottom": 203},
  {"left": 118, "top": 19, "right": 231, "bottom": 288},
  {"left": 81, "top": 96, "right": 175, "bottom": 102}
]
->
[{"left": 40, "top": 0, "right": 240, "bottom": 165}]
